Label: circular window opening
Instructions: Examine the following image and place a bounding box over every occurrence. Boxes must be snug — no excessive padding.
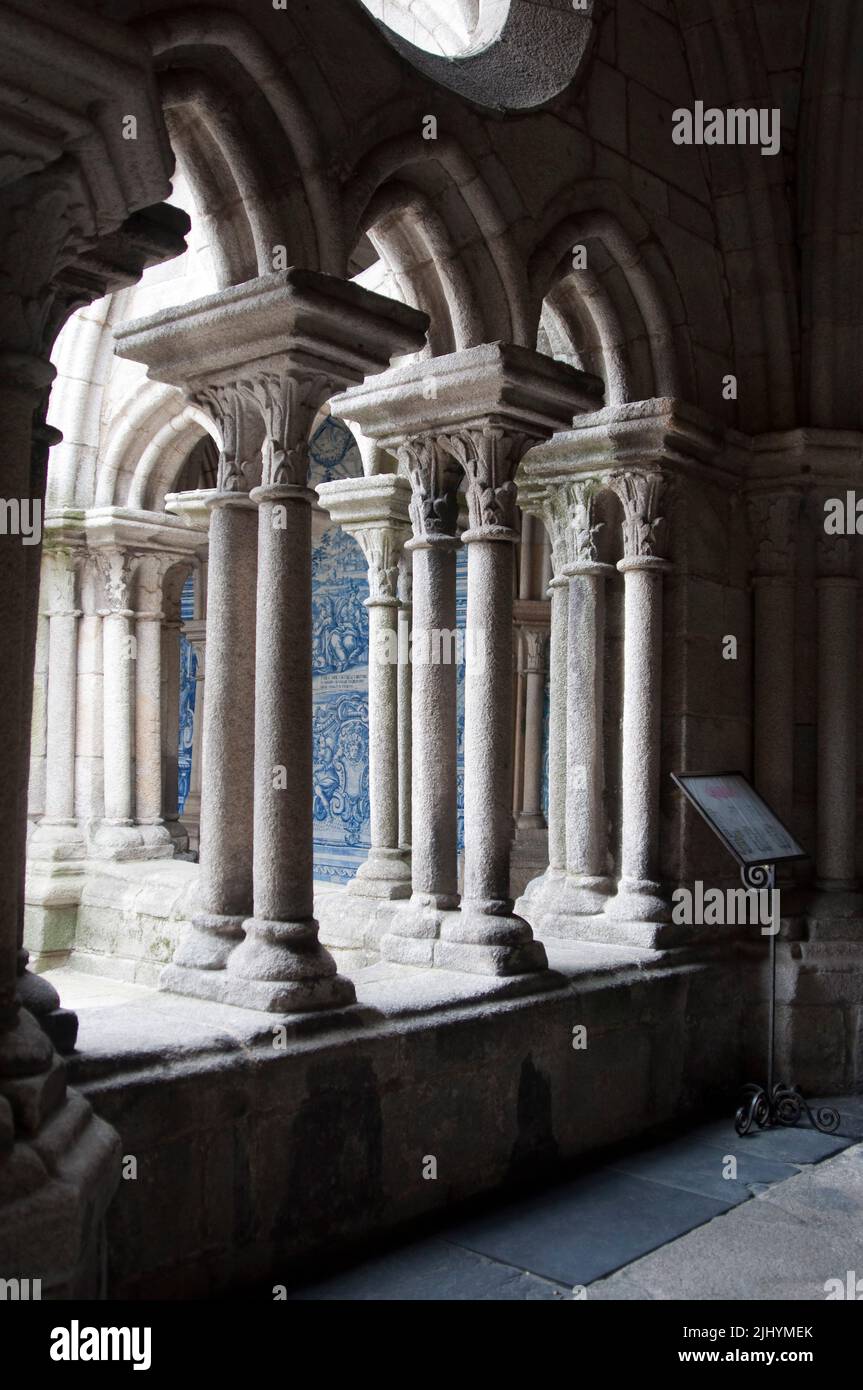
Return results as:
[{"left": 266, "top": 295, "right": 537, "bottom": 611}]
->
[{"left": 357, "top": 0, "right": 511, "bottom": 57}]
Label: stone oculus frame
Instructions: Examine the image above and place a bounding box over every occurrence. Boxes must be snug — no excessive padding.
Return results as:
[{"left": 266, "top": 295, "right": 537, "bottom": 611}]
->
[
  {"left": 331, "top": 344, "right": 602, "bottom": 974},
  {"left": 114, "top": 270, "right": 428, "bottom": 1011}
]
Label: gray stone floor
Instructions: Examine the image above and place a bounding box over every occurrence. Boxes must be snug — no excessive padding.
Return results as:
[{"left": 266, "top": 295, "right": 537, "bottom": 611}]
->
[{"left": 289, "top": 1096, "right": 863, "bottom": 1300}]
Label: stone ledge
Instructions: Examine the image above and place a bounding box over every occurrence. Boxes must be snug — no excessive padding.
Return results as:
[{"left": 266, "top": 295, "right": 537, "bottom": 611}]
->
[{"left": 44, "top": 951, "right": 740, "bottom": 1297}]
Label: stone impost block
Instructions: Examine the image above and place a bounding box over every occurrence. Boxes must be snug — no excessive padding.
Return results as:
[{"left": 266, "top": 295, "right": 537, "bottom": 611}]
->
[
  {"left": 113, "top": 268, "right": 429, "bottom": 396},
  {"left": 329, "top": 342, "right": 603, "bottom": 448}
]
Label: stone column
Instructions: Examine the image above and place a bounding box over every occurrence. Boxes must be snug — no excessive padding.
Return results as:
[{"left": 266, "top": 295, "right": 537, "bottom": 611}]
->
[
  {"left": 27, "top": 547, "right": 83, "bottom": 860},
  {"left": 747, "top": 492, "right": 799, "bottom": 825},
  {"left": 605, "top": 471, "right": 672, "bottom": 933},
  {"left": 315, "top": 474, "right": 412, "bottom": 900},
  {"left": 518, "top": 627, "right": 547, "bottom": 830},
  {"left": 134, "top": 554, "right": 173, "bottom": 856},
  {"left": 92, "top": 548, "right": 138, "bottom": 857},
  {"left": 168, "top": 386, "right": 259, "bottom": 978},
  {"left": 0, "top": 355, "right": 59, "bottom": 1053},
  {"left": 381, "top": 438, "right": 462, "bottom": 964},
  {"left": 225, "top": 371, "right": 355, "bottom": 1011},
  {"left": 815, "top": 523, "right": 857, "bottom": 890},
  {"left": 113, "top": 268, "right": 429, "bottom": 1008},
  {"left": 397, "top": 550, "right": 413, "bottom": 857},
  {"left": 436, "top": 428, "right": 546, "bottom": 975},
  {"left": 560, "top": 481, "right": 615, "bottom": 915},
  {"left": 514, "top": 487, "right": 570, "bottom": 919}
]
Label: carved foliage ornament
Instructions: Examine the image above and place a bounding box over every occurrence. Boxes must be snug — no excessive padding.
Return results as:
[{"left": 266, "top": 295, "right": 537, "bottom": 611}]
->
[
  {"left": 747, "top": 491, "right": 799, "bottom": 577},
  {"left": 194, "top": 384, "right": 256, "bottom": 494},
  {"left": 398, "top": 436, "right": 461, "bottom": 541},
  {"left": 96, "top": 548, "right": 132, "bottom": 613},
  {"left": 610, "top": 470, "right": 666, "bottom": 560},
  {"left": 354, "top": 527, "right": 403, "bottom": 603},
  {"left": 441, "top": 427, "right": 533, "bottom": 536},
  {"left": 567, "top": 479, "right": 604, "bottom": 564},
  {"left": 0, "top": 163, "right": 97, "bottom": 358},
  {"left": 238, "top": 370, "right": 332, "bottom": 490},
  {"left": 538, "top": 478, "right": 603, "bottom": 575},
  {"left": 814, "top": 491, "right": 854, "bottom": 578}
]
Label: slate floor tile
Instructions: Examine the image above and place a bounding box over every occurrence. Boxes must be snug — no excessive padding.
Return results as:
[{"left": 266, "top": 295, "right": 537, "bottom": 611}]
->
[
  {"left": 288, "top": 1237, "right": 570, "bottom": 1301},
  {"left": 811, "top": 1096, "right": 863, "bottom": 1140},
  {"left": 443, "top": 1170, "right": 733, "bottom": 1287},
  {"left": 690, "top": 1117, "right": 851, "bottom": 1166},
  {"left": 609, "top": 1137, "right": 798, "bottom": 1203}
]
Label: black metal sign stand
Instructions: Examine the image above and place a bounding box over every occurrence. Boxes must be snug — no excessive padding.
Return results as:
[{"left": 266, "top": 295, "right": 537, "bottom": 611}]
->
[
  {"left": 734, "top": 862, "right": 839, "bottom": 1137},
  {"left": 669, "top": 772, "right": 841, "bottom": 1139}
]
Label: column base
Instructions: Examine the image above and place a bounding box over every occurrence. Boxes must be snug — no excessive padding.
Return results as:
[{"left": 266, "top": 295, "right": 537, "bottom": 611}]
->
[
  {"left": 91, "top": 822, "right": 175, "bottom": 861},
  {"left": 352, "top": 847, "right": 412, "bottom": 900},
  {"left": 224, "top": 916, "right": 356, "bottom": 1013},
  {"left": 558, "top": 874, "right": 615, "bottom": 916},
  {"left": 380, "top": 892, "right": 460, "bottom": 967},
  {"left": 514, "top": 866, "right": 568, "bottom": 930},
  {"left": 599, "top": 878, "right": 680, "bottom": 948},
  {"left": 172, "top": 912, "right": 246, "bottom": 970},
  {"left": 437, "top": 903, "right": 548, "bottom": 976},
  {"left": 27, "top": 820, "right": 85, "bottom": 863}
]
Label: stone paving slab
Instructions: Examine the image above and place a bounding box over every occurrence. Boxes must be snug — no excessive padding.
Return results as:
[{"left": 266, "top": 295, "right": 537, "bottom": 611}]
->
[
  {"left": 686, "top": 1116, "right": 851, "bottom": 1165},
  {"left": 587, "top": 1144, "right": 863, "bottom": 1301},
  {"left": 609, "top": 1137, "right": 799, "bottom": 1204},
  {"left": 286, "top": 1099, "right": 862, "bottom": 1300},
  {"left": 442, "top": 1170, "right": 733, "bottom": 1287},
  {"left": 289, "top": 1237, "right": 571, "bottom": 1301}
]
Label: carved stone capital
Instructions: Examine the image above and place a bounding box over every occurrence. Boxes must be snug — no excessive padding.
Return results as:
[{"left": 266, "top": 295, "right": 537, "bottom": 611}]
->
[
  {"left": 441, "top": 426, "right": 534, "bottom": 540},
  {"left": 610, "top": 470, "right": 667, "bottom": 562},
  {"left": 523, "top": 476, "right": 605, "bottom": 576},
  {"left": 238, "top": 369, "right": 332, "bottom": 491},
  {"left": 747, "top": 490, "right": 800, "bottom": 578},
  {"left": 813, "top": 491, "right": 856, "bottom": 579},
  {"left": 95, "top": 548, "right": 133, "bottom": 615},
  {"left": 522, "top": 627, "right": 547, "bottom": 675},
  {"left": 354, "top": 528, "right": 404, "bottom": 604},
  {"left": 192, "top": 385, "right": 259, "bottom": 495},
  {"left": 398, "top": 436, "right": 461, "bottom": 543},
  {"left": 41, "top": 546, "right": 80, "bottom": 617}
]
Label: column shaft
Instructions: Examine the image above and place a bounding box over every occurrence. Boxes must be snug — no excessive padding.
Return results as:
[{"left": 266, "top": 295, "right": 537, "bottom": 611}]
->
[
  {"left": 397, "top": 593, "right": 412, "bottom": 853},
  {"left": 562, "top": 565, "right": 614, "bottom": 912},
  {"left": 546, "top": 578, "right": 569, "bottom": 874},
  {"left": 172, "top": 498, "right": 257, "bottom": 969},
  {"left": 463, "top": 539, "right": 515, "bottom": 904},
  {"left": 520, "top": 635, "right": 545, "bottom": 825},
  {"left": 409, "top": 541, "right": 459, "bottom": 904},
  {"left": 608, "top": 560, "right": 669, "bottom": 921},
  {"left": 101, "top": 612, "right": 134, "bottom": 826},
  {"left": 44, "top": 611, "right": 79, "bottom": 823},
  {"left": 440, "top": 534, "right": 545, "bottom": 974},
  {"left": 225, "top": 488, "right": 353, "bottom": 1011},
  {"left": 134, "top": 602, "right": 172, "bottom": 853},
  {"left": 816, "top": 577, "right": 857, "bottom": 887},
  {"left": 753, "top": 578, "right": 796, "bottom": 822}
]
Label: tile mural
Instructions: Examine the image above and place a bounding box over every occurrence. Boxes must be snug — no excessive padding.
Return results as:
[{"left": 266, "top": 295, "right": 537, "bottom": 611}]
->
[{"left": 177, "top": 575, "right": 196, "bottom": 814}]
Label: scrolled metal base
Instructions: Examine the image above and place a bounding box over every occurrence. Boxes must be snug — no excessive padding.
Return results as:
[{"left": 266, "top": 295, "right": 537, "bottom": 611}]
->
[{"left": 734, "top": 1082, "right": 840, "bottom": 1137}]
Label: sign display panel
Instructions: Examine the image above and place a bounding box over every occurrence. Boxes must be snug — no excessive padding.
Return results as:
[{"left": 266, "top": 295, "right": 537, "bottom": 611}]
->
[{"left": 671, "top": 771, "right": 807, "bottom": 868}]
